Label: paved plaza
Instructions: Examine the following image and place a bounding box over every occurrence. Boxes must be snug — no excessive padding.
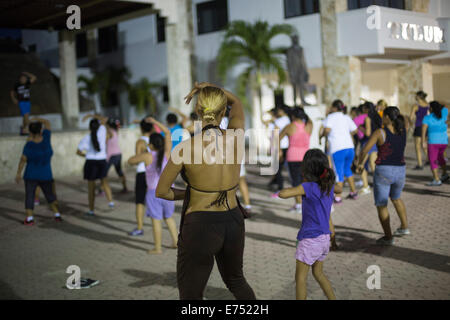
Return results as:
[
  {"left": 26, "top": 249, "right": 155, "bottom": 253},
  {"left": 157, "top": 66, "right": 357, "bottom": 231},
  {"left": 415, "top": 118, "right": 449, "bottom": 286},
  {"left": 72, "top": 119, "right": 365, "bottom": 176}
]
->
[{"left": 0, "top": 145, "right": 449, "bottom": 300}]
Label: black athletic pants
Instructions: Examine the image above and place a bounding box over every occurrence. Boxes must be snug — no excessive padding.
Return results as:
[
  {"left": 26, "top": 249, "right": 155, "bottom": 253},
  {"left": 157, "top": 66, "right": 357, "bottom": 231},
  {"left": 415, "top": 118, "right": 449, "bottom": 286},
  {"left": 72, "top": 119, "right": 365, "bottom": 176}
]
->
[
  {"left": 25, "top": 180, "right": 56, "bottom": 210},
  {"left": 177, "top": 208, "right": 256, "bottom": 300}
]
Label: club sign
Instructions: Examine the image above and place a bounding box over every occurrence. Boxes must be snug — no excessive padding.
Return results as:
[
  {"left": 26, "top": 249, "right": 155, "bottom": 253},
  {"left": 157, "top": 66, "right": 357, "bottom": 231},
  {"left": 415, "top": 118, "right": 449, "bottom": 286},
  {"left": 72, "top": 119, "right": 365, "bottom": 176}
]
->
[{"left": 387, "top": 21, "right": 444, "bottom": 44}]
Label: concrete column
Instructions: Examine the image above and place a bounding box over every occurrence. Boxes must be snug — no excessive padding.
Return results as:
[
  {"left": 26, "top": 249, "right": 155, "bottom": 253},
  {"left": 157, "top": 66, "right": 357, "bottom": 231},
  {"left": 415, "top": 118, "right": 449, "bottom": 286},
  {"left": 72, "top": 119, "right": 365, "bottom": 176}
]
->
[
  {"left": 58, "top": 30, "right": 80, "bottom": 129},
  {"left": 165, "top": 0, "right": 194, "bottom": 113},
  {"left": 320, "top": 0, "right": 362, "bottom": 107},
  {"left": 397, "top": 59, "right": 433, "bottom": 114},
  {"left": 86, "top": 29, "right": 97, "bottom": 69},
  {"left": 405, "top": 0, "right": 430, "bottom": 13}
]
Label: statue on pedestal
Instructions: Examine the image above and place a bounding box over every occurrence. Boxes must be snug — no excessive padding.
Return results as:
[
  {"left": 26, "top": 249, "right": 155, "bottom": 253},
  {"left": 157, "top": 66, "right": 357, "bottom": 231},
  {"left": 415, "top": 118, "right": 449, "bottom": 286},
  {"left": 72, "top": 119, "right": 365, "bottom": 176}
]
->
[{"left": 286, "top": 35, "right": 310, "bottom": 106}]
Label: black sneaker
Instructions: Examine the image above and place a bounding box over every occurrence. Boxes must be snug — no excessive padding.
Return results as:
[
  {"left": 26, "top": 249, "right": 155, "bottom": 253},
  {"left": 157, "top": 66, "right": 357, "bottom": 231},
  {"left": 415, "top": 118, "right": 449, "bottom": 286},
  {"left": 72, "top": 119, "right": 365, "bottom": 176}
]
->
[
  {"left": 413, "top": 165, "right": 424, "bottom": 170},
  {"left": 80, "top": 278, "right": 100, "bottom": 289}
]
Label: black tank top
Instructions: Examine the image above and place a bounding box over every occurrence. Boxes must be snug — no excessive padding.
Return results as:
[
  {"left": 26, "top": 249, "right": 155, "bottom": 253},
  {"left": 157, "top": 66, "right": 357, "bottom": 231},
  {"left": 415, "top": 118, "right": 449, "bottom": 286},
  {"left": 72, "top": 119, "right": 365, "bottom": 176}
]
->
[{"left": 375, "top": 128, "right": 406, "bottom": 166}]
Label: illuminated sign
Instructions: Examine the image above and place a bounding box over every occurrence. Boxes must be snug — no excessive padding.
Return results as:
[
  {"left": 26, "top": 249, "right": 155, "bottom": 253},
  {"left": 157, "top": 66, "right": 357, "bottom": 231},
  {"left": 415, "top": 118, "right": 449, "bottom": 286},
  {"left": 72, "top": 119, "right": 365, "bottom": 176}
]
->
[{"left": 387, "top": 22, "right": 444, "bottom": 43}]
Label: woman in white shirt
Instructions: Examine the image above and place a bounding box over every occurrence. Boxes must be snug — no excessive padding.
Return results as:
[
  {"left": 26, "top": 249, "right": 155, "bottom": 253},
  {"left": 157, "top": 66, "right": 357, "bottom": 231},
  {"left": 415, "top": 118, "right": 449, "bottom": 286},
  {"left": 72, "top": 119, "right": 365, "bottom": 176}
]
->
[
  {"left": 320, "top": 100, "right": 359, "bottom": 204},
  {"left": 77, "top": 114, "right": 114, "bottom": 215}
]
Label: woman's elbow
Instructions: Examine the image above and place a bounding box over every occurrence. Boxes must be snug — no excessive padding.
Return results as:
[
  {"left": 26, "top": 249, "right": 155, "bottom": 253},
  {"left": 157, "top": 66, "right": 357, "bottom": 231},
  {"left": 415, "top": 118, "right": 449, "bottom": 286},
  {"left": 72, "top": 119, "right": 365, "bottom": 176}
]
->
[{"left": 155, "top": 188, "right": 167, "bottom": 199}]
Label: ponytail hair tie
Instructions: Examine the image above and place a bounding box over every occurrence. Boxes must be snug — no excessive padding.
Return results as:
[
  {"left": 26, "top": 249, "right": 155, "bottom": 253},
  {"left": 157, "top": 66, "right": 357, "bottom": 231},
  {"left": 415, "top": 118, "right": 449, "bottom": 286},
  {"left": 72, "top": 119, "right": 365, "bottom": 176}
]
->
[{"left": 320, "top": 168, "right": 328, "bottom": 179}]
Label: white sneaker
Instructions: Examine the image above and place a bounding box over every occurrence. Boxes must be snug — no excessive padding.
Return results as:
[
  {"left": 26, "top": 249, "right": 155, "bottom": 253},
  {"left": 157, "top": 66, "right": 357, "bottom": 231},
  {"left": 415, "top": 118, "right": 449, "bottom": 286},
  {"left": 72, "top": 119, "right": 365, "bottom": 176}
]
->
[
  {"left": 355, "top": 180, "right": 364, "bottom": 188},
  {"left": 108, "top": 202, "right": 115, "bottom": 208},
  {"left": 376, "top": 237, "right": 395, "bottom": 246},
  {"left": 393, "top": 228, "right": 410, "bottom": 236},
  {"left": 288, "top": 205, "right": 302, "bottom": 214},
  {"left": 360, "top": 186, "right": 371, "bottom": 195}
]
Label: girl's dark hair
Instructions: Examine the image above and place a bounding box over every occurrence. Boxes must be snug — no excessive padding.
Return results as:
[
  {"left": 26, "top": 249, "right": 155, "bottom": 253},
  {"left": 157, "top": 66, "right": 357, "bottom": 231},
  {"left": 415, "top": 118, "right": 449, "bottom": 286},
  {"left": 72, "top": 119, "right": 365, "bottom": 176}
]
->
[
  {"left": 332, "top": 99, "right": 345, "bottom": 112},
  {"left": 302, "top": 149, "right": 336, "bottom": 196},
  {"left": 384, "top": 106, "right": 405, "bottom": 135},
  {"left": 416, "top": 91, "right": 428, "bottom": 101},
  {"left": 364, "top": 101, "right": 382, "bottom": 130},
  {"left": 291, "top": 106, "right": 310, "bottom": 123},
  {"left": 89, "top": 119, "right": 101, "bottom": 152},
  {"left": 150, "top": 133, "right": 165, "bottom": 172},
  {"left": 140, "top": 119, "right": 153, "bottom": 133},
  {"left": 28, "top": 122, "right": 42, "bottom": 135},
  {"left": 107, "top": 117, "right": 120, "bottom": 131},
  {"left": 430, "top": 101, "right": 444, "bottom": 119}
]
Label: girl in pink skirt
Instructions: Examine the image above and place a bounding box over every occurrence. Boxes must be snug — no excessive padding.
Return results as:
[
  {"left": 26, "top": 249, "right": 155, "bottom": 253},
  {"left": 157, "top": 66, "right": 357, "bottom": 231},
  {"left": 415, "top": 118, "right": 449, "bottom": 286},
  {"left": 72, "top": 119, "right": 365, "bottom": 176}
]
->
[
  {"left": 279, "top": 149, "right": 342, "bottom": 300},
  {"left": 128, "top": 117, "right": 178, "bottom": 254}
]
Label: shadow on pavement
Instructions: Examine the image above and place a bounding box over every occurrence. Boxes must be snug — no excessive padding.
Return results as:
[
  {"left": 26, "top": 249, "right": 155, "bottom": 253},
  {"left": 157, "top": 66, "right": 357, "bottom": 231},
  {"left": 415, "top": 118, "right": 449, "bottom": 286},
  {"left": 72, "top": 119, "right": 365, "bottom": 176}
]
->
[
  {"left": 245, "top": 231, "right": 296, "bottom": 248},
  {"left": 403, "top": 185, "right": 450, "bottom": 198},
  {"left": 123, "top": 269, "right": 234, "bottom": 299},
  {"left": 36, "top": 214, "right": 153, "bottom": 252},
  {"left": 335, "top": 231, "right": 450, "bottom": 274},
  {"left": 250, "top": 208, "right": 300, "bottom": 230}
]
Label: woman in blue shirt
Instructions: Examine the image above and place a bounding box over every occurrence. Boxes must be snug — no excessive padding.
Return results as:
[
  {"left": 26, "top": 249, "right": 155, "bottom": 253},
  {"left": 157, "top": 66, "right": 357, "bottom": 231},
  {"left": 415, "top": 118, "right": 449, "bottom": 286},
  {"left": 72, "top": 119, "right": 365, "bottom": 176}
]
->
[
  {"left": 422, "top": 101, "right": 449, "bottom": 186},
  {"left": 15, "top": 118, "right": 61, "bottom": 225}
]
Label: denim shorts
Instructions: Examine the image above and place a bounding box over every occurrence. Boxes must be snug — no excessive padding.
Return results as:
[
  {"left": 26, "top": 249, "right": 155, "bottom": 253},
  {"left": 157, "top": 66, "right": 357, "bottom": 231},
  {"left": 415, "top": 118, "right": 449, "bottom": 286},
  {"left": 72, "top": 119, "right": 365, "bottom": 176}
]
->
[{"left": 373, "top": 165, "right": 406, "bottom": 206}]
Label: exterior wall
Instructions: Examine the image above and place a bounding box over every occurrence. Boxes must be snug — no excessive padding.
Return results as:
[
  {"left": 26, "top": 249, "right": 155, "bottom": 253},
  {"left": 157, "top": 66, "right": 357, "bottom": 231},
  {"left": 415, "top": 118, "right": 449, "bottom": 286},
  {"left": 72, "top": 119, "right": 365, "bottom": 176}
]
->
[
  {"left": 432, "top": 64, "right": 450, "bottom": 104},
  {"left": 0, "top": 128, "right": 141, "bottom": 183},
  {"left": 320, "top": 0, "right": 362, "bottom": 107},
  {"left": 361, "top": 63, "right": 399, "bottom": 106},
  {"left": 397, "top": 59, "right": 433, "bottom": 114}
]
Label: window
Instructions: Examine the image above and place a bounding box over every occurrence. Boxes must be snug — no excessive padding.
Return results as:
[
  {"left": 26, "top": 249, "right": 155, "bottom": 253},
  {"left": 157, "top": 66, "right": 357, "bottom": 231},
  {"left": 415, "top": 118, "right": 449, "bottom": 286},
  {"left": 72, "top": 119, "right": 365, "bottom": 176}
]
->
[
  {"left": 98, "top": 24, "right": 118, "bottom": 54},
  {"left": 156, "top": 14, "right": 166, "bottom": 43},
  {"left": 162, "top": 85, "right": 169, "bottom": 103},
  {"left": 76, "top": 32, "right": 87, "bottom": 58},
  {"left": 284, "top": 0, "right": 320, "bottom": 18},
  {"left": 347, "top": 0, "right": 405, "bottom": 10},
  {"left": 196, "top": 0, "right": 228, "bottom": 35},
  {"left": 107, "top": 90, "right": 119, "bottom": 107}
]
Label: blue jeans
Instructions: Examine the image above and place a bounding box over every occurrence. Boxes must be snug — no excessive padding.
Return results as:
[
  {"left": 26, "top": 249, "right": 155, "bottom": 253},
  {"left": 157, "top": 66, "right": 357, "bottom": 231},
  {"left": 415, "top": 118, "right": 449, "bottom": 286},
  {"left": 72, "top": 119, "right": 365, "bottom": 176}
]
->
[
  {"left": 332, "top": 148, "right": 355, "bottom": 182},
  {"left": 373, "top": 165, "right": 406, "bottom": 206}
]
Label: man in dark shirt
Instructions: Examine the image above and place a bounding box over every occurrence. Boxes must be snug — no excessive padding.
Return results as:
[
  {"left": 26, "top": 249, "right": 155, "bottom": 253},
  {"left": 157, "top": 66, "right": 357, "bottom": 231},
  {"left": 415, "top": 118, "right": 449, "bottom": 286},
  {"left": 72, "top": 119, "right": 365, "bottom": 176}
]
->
[{"left": 10, "top": 72, "right": 37, "bottom": 135}]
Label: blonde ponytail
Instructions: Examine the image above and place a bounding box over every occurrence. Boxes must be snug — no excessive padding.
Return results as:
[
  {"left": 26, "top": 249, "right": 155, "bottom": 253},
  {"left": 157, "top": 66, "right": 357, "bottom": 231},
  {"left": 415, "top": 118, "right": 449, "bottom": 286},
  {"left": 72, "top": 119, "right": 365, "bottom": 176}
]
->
[{"left": 197, "top": 86, "right": 227, "bottom": 123}]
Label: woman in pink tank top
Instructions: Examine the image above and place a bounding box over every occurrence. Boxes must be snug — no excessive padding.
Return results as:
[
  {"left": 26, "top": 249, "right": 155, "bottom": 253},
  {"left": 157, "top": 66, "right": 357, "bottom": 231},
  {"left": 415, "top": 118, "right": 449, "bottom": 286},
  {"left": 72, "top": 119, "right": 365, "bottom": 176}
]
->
[
  {"left": 279, "top": 107, "right": 312, "bottom": 212},
  {"left": 105, "top": 118, "right": 128, "bottom": 192}
]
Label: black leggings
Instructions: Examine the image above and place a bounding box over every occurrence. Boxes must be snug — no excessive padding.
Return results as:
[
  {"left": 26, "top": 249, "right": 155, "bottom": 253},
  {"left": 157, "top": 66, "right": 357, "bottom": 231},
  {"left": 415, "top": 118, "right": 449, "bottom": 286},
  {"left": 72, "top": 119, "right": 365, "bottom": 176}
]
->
[
  {"left": 25, "top": 180, "right": 56, "bottom": 210},
  {"left": 177, "top": 207, "right": 256, "bottom": 300},
  {"left": 288, "top": 161, "right": 303, "bottom": 187},
  {"left": 272, "top": 148, "right": 288, "bottom": 190}
]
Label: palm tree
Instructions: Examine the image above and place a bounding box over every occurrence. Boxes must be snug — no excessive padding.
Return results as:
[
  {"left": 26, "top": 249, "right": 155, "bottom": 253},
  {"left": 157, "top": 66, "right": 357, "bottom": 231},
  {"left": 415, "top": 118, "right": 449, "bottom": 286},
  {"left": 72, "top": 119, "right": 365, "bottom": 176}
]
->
[
  {"left": 128, "top": 78, "right": 162, "bottom": 115},
  {"left": 217, "top": 20, "right": 295, "bottom": 125},
  {"left": 78, "top": 74, "right": 101, "bottom": 113}
]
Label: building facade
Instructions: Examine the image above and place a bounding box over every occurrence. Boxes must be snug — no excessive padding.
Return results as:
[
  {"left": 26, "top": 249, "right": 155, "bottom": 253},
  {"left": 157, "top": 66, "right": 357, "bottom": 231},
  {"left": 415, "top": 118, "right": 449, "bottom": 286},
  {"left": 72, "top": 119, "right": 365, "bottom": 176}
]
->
[{"left": 20, "top": 0, "right": 450, "bottom": 121}]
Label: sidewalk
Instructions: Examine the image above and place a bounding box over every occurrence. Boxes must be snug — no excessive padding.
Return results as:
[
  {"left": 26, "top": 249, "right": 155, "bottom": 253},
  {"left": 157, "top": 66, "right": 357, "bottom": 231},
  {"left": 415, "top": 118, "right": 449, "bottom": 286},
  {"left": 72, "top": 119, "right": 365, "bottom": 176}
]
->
[{"left": 0, "top": 145, "right": 449, "bottom": 300}]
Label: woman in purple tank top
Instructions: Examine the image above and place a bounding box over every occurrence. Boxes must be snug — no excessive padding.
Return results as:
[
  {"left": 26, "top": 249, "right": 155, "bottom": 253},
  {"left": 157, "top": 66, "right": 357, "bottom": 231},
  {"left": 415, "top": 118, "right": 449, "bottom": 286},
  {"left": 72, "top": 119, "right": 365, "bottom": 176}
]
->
[{"left": 409, "top": 91, "right": 429, "bottom": 170}]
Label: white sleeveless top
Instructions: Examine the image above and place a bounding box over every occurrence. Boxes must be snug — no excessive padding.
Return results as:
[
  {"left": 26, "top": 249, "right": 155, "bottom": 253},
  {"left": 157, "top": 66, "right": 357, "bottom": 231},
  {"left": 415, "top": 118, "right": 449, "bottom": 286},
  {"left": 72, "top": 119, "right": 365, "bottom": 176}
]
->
[{"left": 136, "top": 135, "right": 150, "bottom": 173}]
